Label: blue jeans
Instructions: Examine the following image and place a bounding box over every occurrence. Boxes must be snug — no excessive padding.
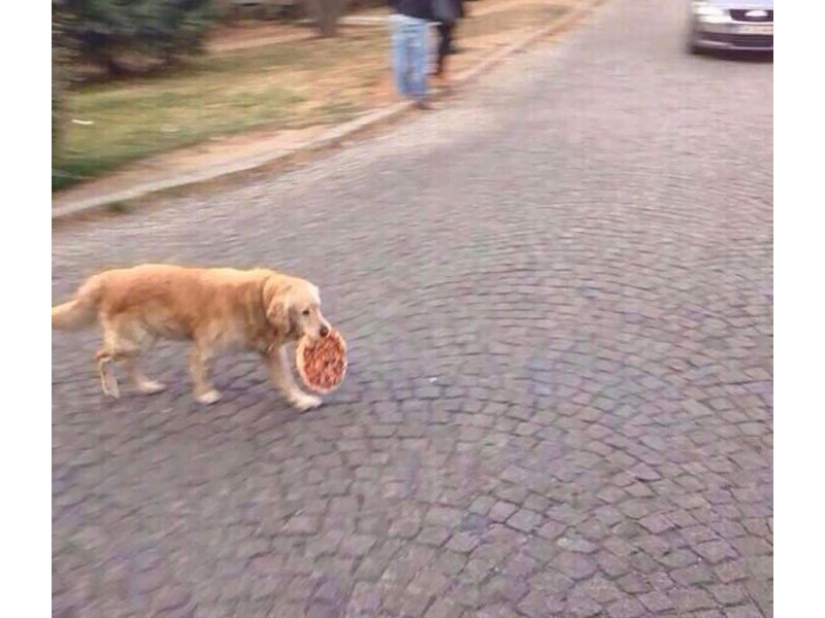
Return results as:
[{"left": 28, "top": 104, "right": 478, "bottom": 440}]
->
[{"left": 391, "top": 14, "right": 430, "bottom": 101}]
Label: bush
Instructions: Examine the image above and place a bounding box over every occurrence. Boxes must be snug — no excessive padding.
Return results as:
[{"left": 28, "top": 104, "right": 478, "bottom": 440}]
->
[
  {"left": 63, "top": 0, "right": 215, "bottom": 76},
  {"left": 53, "top": 1, "right": 74, "bottom": 163}
]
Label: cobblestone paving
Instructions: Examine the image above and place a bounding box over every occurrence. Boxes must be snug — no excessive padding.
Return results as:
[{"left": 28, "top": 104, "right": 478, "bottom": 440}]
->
[{"left": 52, "top": 0, "right": 773, "bottom": 616}]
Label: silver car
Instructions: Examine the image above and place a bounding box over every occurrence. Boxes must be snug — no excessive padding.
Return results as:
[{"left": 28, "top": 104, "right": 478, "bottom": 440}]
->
[{"left": 687, "top": 0, "right": 773, "bottom": 53}]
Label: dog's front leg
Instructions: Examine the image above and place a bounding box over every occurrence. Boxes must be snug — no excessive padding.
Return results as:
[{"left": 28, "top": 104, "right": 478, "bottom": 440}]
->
[{"left": 267, "top": 345, "right": 322, "bottom": 411}]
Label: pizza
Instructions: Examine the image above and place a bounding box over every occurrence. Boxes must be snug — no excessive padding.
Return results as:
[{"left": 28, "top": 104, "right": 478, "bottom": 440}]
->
[{"left": 296, "top": 329, "right": 347, "bottom": 394}]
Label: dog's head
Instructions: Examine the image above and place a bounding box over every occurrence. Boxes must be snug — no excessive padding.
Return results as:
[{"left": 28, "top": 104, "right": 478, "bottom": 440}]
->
[{"left": 263, "top": 274, "right": 330, "bottom": 342}]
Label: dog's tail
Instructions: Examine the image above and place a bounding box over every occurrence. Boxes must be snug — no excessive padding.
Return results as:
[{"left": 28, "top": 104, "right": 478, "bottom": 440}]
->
[{"left": 52, "top": 275, "right": 104, "bottom": 332}]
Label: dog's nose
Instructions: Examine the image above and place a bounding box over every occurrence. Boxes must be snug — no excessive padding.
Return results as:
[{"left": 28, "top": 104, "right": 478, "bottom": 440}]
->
[{"left": 320, "top": 325, "right": 330, "bottom": 338}]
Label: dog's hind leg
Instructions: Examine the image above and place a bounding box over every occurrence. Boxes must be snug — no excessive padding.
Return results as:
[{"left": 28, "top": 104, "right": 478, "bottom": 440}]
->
[
  {"left": 95, "top": 349, "right": 121, "bottom": 399},
  {"left": 189, "top": 343, "right": 221, "bottom": 405},
  {"left": 95, "top": 319, "right": 125, "bottom": 398},
  {"left": 96, "top": 319, "right": 158, "bottom": 399},
  {"left": 95, "top": 334, "right": 129, "bottom": 400},
  {"left": 124, "top": 356, "right": 166, "bottom": 395}
]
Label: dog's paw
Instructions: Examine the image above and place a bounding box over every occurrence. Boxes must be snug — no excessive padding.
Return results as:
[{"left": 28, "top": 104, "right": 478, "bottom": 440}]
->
[
  {"left": 292, "top": 393, "right": 323, "bottom": 412},
  {"left": 195, "top": 389, "right": 222, "bottom": 405},
  {"left": 100, "top": 375, "right": 120, "bottom": 399},
  {"left": 136, "top": 380, "right": 167, "bottom": 395}
]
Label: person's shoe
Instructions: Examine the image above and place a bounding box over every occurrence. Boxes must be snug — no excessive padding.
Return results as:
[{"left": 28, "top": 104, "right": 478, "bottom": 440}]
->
[{"left": 414, "top": 99, "right": 436, "bottom": 110}]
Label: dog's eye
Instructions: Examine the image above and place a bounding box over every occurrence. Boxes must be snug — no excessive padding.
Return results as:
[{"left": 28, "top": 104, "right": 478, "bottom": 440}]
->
[{"left": 302, "top": 309, "right": 310, "bottom": 317}]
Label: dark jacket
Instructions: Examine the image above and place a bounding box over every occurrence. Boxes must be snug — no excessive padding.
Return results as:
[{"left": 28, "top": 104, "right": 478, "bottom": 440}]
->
[
  {"left": 388, "top": 0, "right": 434, "bottom": 22},
  {"left": 433, "top": 0, "right": 465, "bottom": 25}
]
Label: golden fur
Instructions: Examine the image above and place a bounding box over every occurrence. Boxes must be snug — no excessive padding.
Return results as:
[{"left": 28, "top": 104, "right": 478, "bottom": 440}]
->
[{"left": 52, "top": 264, "right": 331, "bottom": 410}]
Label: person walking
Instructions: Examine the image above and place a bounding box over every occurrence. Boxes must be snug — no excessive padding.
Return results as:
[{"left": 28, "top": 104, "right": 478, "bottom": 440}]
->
[
  {"left": 433, "top": 0, "right": 464, "bottom": 85},
  {"left": 388, "top": 0, "right": 435, "bottom": 109}
]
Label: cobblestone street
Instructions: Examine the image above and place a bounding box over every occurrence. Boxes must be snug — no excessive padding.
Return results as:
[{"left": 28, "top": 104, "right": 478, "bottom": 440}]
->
[{"left": 52, "top": 0, "right": 773, "bottom": 616}]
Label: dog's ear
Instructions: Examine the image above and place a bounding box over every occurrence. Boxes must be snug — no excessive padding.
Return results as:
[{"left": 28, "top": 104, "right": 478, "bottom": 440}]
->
[{"left": 262, "top": 276, "right": 294, "bottom": 338}]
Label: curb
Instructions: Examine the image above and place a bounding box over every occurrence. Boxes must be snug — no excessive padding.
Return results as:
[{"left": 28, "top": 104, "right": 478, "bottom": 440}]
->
[{"left": 52, "top": 0, "right": 604, "bottom": 223}]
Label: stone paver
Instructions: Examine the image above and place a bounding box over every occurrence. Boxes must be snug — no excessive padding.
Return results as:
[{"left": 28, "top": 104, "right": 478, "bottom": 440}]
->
[{"left": 52, "top": 0, "right": 772, "bottom": 616}]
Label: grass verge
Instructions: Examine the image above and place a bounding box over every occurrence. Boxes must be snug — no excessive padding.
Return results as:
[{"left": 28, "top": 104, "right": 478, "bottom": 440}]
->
[{"left": 54, "top": 3, "right": 570, "bottom": 193}]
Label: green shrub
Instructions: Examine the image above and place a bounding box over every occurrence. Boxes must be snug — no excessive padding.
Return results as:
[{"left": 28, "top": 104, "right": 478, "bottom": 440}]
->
[
  {"left": 53, "top": 1, "right": 73, "bottom": 165},
  {"left": 64, "top": 0, "right": 215, "bottom": 76}
]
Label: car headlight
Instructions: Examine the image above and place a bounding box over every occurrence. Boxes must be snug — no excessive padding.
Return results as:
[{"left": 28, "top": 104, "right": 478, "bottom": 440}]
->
[{"left": 691, "top": 1, "right": 730, "bottom": 23}]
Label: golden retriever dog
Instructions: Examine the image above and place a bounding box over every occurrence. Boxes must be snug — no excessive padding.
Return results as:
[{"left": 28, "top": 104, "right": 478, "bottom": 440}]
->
[{"left": 52, "top": 264, "right": 331, "bottom": 411}]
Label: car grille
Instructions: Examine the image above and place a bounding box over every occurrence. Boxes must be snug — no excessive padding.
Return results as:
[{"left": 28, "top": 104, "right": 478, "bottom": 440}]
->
[
  {"left": 700, "top": 32, "right": 773, "bottom": 48},
  {"left": 730, "top": 9, "right": 773, "bottom": 22},
  {"left": 729, "top": 34, "right": 773, "bottom": 48}
]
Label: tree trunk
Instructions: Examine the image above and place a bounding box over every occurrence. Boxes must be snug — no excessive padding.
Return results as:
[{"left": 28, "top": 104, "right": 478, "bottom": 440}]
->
[
  {"left": 319, "top": 12, "right": 339, "bottom": 37},
  {"left": 306, "top": 0, "right": 349, "bottom": 38},
  {"left": 104, "top": 53, "right": 127, "bottom": 78}
]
